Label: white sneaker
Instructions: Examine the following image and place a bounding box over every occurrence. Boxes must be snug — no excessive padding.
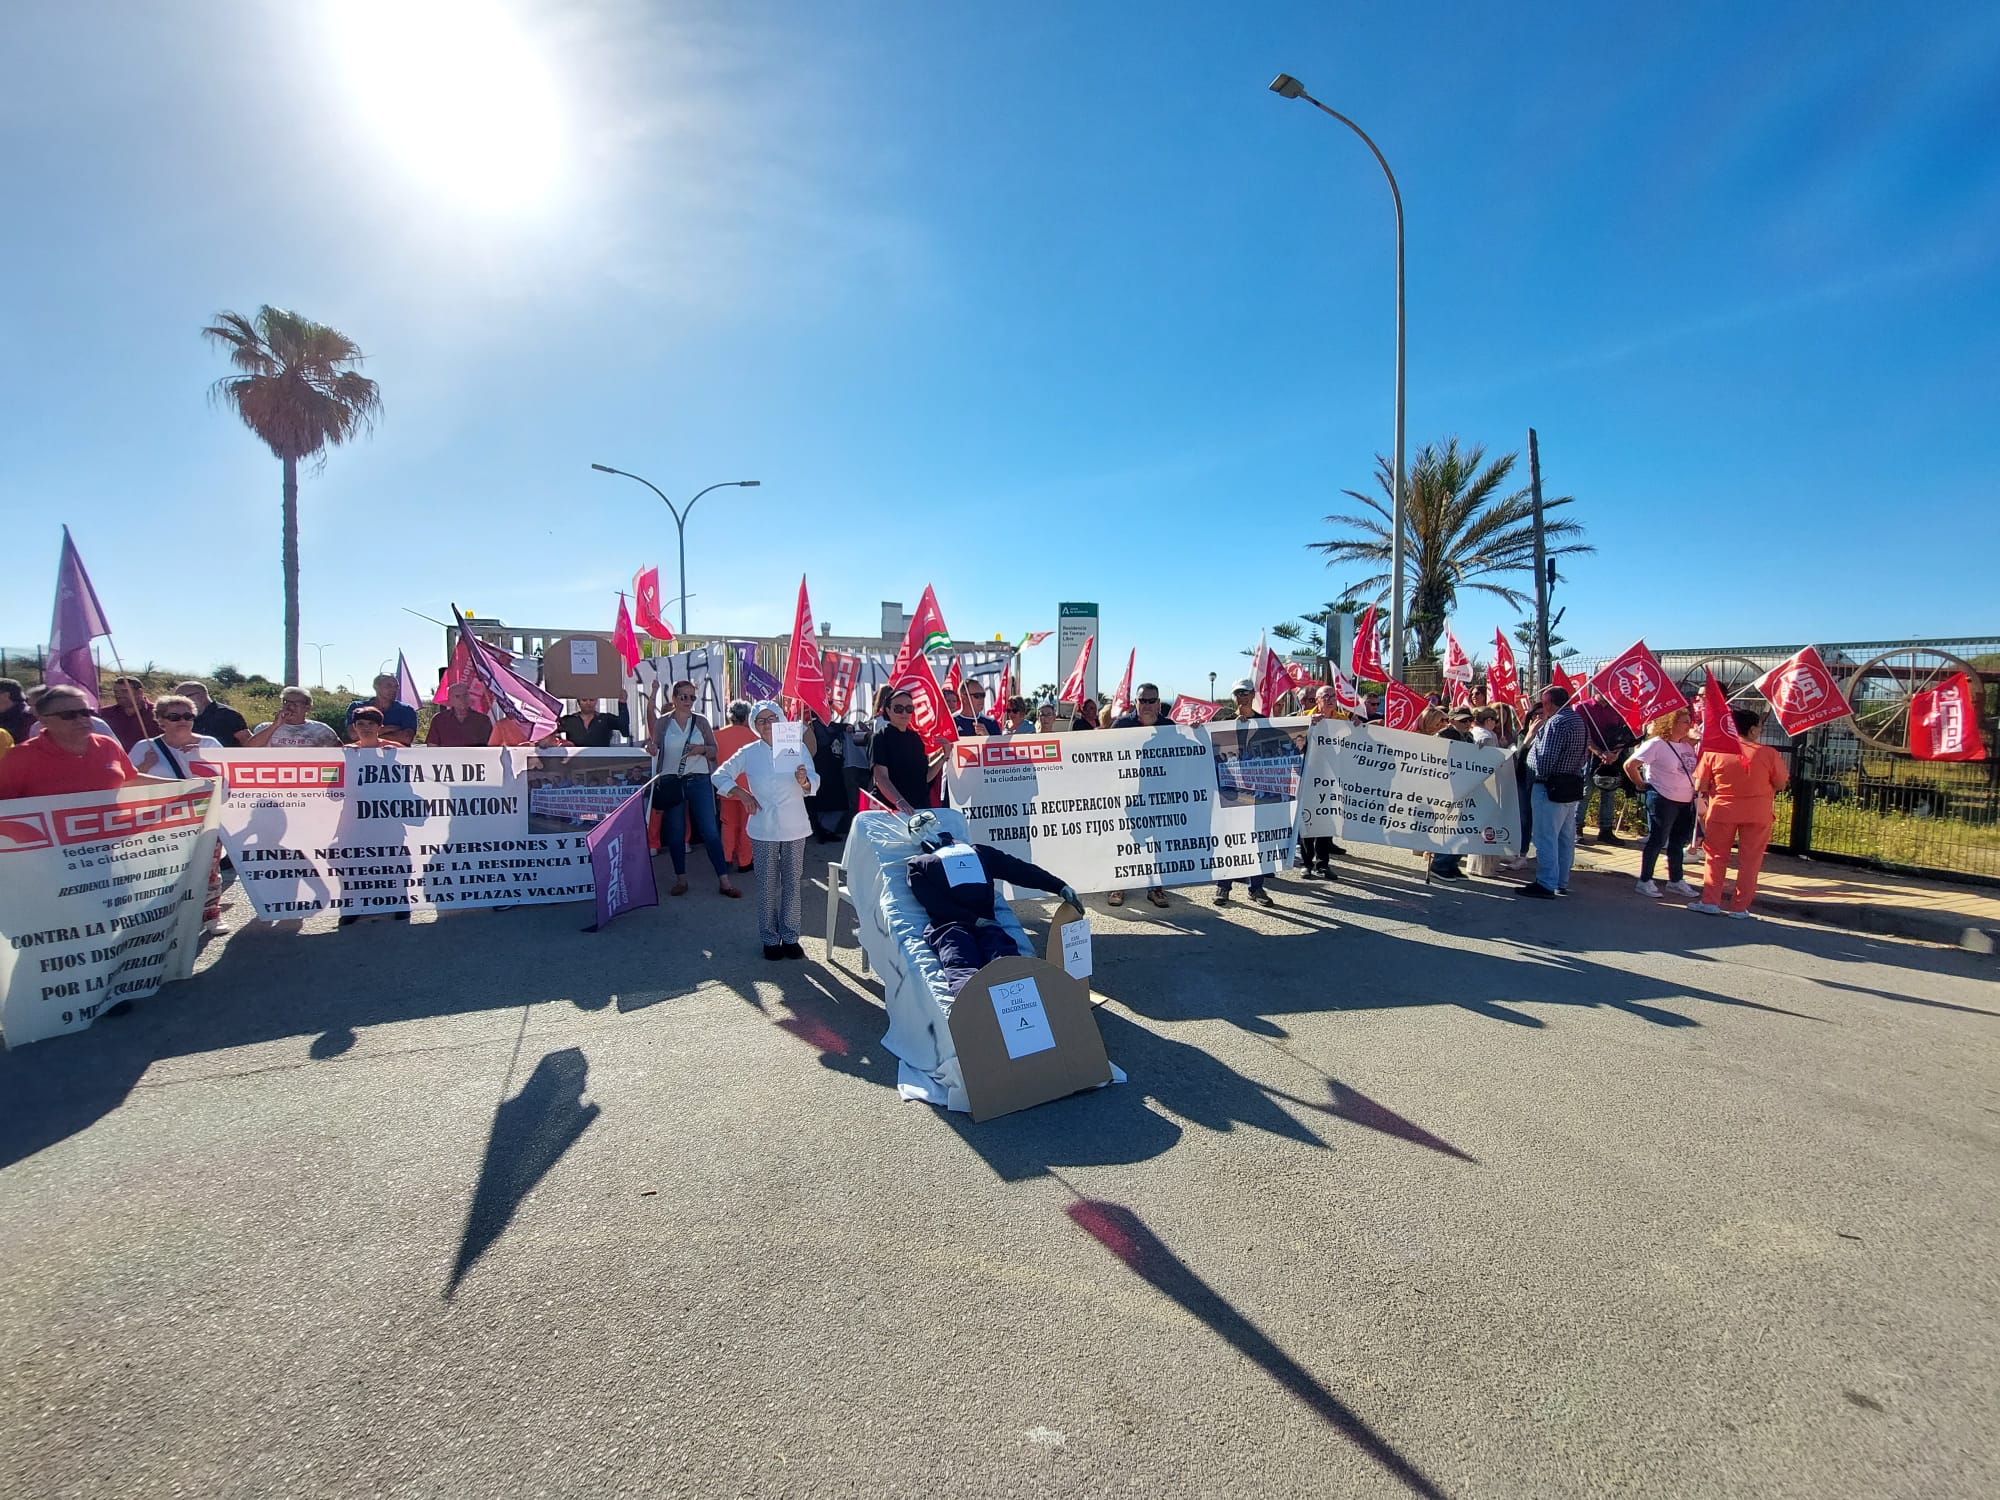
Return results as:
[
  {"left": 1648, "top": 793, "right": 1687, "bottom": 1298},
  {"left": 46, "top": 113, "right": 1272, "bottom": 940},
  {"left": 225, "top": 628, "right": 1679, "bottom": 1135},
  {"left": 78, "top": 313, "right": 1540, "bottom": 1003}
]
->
[
  {"left": 1688, "top": 901, "right": 1723, "bottom": 915},
  {"left": 1634, "top": 879, "right": 1659, "bottom": 897},
  {"left": 1725, "top": 909, "right": 1753, "bottom": 921},
  {"left": 1664, "top": 880, "right": 1697, "bottom": 897}
]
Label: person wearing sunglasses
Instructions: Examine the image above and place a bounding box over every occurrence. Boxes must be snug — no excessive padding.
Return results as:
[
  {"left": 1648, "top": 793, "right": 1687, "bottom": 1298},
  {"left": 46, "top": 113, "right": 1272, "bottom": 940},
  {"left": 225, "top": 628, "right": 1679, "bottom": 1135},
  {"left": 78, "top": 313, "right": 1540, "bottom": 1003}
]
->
[
  {"left": 1106, "top": 683, "right": 1176, "bottom": 909},
  {"left": 129, "top": 694, "right": 225, "bottom": 780},
  {"left": 648, "top": 681, "right": 740, "bottom": 898},
  {"left": 870, "top": 692, "right": 935, "bottom": 814},
  {"left": 0, "top": 685, "right": 153, "bottom": 799},
  {"left": 952, "top": 679, "right": 1001, "bottom": 738},
  {"left": 249, "top": 687, "right": 342, "bottom": 748}
]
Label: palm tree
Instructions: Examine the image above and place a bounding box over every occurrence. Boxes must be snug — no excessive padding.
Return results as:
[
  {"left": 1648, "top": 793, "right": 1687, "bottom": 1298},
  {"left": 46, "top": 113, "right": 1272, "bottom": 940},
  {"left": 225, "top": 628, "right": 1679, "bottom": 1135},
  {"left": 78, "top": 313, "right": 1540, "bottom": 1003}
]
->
[
  {"left": 203, "top": 307, "right": 382, "bottom": 686},
  {"left": 1271, "top": 601, "right": 1361, "bottom": 673},
  {"left": 1311, "top": 437, "right": 1590, "bottom": 664}
]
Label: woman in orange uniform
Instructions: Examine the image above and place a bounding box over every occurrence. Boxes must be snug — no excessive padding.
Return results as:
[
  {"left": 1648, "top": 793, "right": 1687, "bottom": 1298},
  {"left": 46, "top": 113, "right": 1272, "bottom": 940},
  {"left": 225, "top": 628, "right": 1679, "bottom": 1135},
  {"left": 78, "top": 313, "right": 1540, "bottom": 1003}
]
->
[
  {"left": 1691, "top": 708, "right": 1789, "bottom": 919},
  {"left": 710, "top": 699, "right": 759, "bottom": 873}
]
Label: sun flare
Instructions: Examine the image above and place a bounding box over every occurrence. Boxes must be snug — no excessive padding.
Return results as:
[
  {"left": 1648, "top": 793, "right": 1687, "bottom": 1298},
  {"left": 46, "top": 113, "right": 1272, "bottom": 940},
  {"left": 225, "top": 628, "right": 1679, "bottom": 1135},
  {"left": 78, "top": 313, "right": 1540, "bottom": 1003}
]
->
[{"left": 330, "top": 0, "right": 563, "bottom": 211}]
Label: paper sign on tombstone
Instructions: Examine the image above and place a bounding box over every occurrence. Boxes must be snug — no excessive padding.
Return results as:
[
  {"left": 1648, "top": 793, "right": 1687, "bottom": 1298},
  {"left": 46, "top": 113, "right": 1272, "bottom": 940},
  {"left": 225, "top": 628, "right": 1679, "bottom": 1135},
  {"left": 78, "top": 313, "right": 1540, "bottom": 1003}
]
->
[{"left": 1298, "top": 720, "right": 1520, "bottom": 855}]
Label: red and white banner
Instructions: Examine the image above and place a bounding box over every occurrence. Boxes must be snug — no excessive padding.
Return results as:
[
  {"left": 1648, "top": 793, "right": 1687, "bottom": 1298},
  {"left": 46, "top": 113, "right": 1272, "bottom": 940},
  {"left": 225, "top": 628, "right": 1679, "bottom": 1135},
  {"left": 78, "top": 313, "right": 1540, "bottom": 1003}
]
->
[
  {"left": 1487, "top": 630, "right": 1526, "bottom": 712},
  {"left": 1170, "top": 694, "right": 1218, "bottom": 726},
  {"left": 1057, "top": 634, "right": 1094, "bottom": 707},
  {"left": 1324, "top": 663, "right": 1364, "bottom": 716},
  {"left": 1752, "top": 647, "right": 1852, "bottom": 736},
  {"left": 1589, "top": 640, "right": 1687, "bottom": 733},
  {"left": 1350, "top": 604, "right": 1386, "bottom": 683},
  {"left": 822, "top": 650, "right": 861, "bottom": 719},
  {"left": 781, "top": 576, "right": 830, "bottom": 720},
  {"left": 1695, "top": 671, "right": 1745, "bottom": 761},
  {"left": 1109, "top": 649, "right": 1136, "bottom": 719},
  {"left": 1442, "top": 628, "right": 1473, "bottom": 684},
  {"left": 632, "top": 566, "right": 674, "bottom": 641},
  {"left": 1249, "top": 631, "right": 1292, "bottom": 715},
  {"left": 1382, "top": 679, "right": 1427, "bottom": 731},
  {"left": 1910, "top": 672, "right": 1986, "bottom": 762}
]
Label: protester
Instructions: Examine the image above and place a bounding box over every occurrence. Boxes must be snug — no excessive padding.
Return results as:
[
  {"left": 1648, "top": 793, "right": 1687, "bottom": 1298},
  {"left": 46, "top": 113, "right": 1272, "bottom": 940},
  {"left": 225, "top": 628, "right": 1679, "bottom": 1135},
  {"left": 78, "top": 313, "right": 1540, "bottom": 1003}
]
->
[
  {"left": 348, "top": 705, "right": 387, "bottom": 747},
  {"left": 174, "top": 680, "right": 252, "bottom": 746},
  {"left": 1035, "top": 703, "right": 1060, "bottom": 733},
  {"left": 1502, "top": 702, "right": 1545, "bottom": 871},
  {"left": 1359, "top": 693, "right": 1383, "bottom": 724},
  {"left": 1578, "top": 697, "right": 1637, "bottom": 844},
  {"left": 1072, "top": 697, "right": 1101, "bottom": 731},
  {"left": 871, "top": 689, "right": 935, "bottom": 812},
  {"left": 347, "top": 674, "right": 417, "bottom": 746},
  {"left": 840, "top": 714, "right": 873, "bottom": 830},
  {"left": 1297, "top": 683, "right": 1351, "bottom": 881},
  {"left": 250, "top": 687, "right": 342, "bottom": 747},
  {"left": 1426, "top": 709, "right": 1474, "bottom": 879},
  {"left": 1108, "top": 683, "right": 1175, "bottom": 908},
  {"left": 1624, "top": 708, "right": 1700, "bottom": 898},
  {"left": 1519, "top": 685, "right": 1589, "bottom": 899},
  {"left": 557, "top": 695, "right": 629, "bottom": 747},
  {"left": 649, "top": 680, "right": 739, "bottom": 898},
  {"left": 1212, "top": 683, "right": 1276, "bottom": 907},
  {"left": 424, "top": 680, "right": 493, "bottom": 746},
  {"left": 1692, "top": 709, "right": 1790, "bottom": 919},
  {"left": 941, "top": 686, "right": 960, "bottom": 720},
  {"left": 0, "top": 685, "right": 143, "bottom": 798},
  {"left": 1465, "top": 707, "right": 1506, "bottom": 877},
  {"left": 101, "top": 675, "right": 161, "bottom": 750},
  {"left": 713, "top": 700, "right": 759, "bottom": 872},
  {"left": 954, "top": 680, "right": 1001, "bottom": 736},
  {"left": 712, "top": 701, "right": 819, "bottom": 961},
  {"left": 806, "top": 708, "right": 848, "bottom": 843},
  {"left": 128, "top": 694, "right": 223, "bottom": 778},
  {"left": 0, "top": 678, "right": 30, "bottom": 742},
  {"left": 1004, "top": 696, "right": 1034, "bottom": 732}
]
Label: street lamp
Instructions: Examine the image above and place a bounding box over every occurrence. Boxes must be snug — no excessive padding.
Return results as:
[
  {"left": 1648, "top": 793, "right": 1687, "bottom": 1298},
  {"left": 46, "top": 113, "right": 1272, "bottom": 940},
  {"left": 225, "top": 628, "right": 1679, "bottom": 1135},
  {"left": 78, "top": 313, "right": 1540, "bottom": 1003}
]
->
[
  {"left": 1269, "top": 72, "right": 1407, "bottom": 681},
  {"left": 589, "top": 465, "right": 761, "bottom": 635},
  {"left": 305, "top": 641, "right": 333, "bottom": 689}
]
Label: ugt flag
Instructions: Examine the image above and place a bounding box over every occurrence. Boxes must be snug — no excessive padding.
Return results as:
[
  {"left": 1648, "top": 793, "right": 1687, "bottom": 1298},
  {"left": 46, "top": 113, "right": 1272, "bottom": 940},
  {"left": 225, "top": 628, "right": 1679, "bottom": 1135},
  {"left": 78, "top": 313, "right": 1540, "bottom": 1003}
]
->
[
  {"left": 632, "top": 566, "right": 674, "bottom": 641},
  {"left": 1695, "top": 671, "right": 1746, "bottom": 761},
  {"left": 1350, "top": 604, "right": 1386, "bottom": 684},
  {"left": 586, "top": 783, "right": 658, "bottom": 930},
  {"left": 781, "top": 576, "right": 830, "bottom": 720},
  {"left": 1382, "top": 679, "right": 1427, "bottom": 731},
  {"left": 1751, "top": 647, "right": 1852, "bottom": 736},
  {"left": 1590, "top": 640, "right": 1686, "bottom": 733},
  {"left": 1057, "top": 634, "right": 1094, "bottom": 707},
  {"left": 1910, "top": 672, "right": 1986, "bottom": 762},
  {"left": 1487, "top": 630, "right": 1526, "bottom": 712}
]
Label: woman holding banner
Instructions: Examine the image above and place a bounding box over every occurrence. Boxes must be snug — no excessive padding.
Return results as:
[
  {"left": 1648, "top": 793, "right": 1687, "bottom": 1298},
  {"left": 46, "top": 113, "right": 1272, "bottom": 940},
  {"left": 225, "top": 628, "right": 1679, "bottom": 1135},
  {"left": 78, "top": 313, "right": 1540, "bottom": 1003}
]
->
[{"left": 712, "top": 702, "right": 819, "bottom": 960}]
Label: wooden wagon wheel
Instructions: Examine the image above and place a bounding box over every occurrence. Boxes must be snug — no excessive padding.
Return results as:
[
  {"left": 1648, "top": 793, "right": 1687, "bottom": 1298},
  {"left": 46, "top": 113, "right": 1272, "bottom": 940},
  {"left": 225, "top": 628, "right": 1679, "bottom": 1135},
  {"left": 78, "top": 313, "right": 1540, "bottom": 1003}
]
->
[
  {"left": 1673, "top": 654, "right": 1767, "bottom": 707},
  {"left": 1843, "top": 647, "right": 1982, "bottom": 752}
]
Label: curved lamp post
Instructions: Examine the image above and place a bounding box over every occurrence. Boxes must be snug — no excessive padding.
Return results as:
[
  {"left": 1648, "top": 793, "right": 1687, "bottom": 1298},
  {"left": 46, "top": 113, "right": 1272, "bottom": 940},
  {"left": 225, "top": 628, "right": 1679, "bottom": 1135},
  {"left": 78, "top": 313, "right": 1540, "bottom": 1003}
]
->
[
  {"left": 1269, "top": 72, "right": 1407, "bottom": 680},
  {"left": 589, "top": 465, "right": 760, "bottom": 636}
]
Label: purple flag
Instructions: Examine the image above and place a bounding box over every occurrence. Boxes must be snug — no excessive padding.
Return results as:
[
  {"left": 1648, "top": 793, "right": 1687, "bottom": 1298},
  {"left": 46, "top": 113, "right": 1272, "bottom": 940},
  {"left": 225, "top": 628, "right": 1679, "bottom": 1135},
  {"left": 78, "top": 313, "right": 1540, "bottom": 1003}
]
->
[
  {"left": 451, "top": 605, "right": 561, "bottom": 739},
  {"left": 395, "top": 651, "right": 424, "bottom": 711},
  {"left": 585, "top": 783, "right": 658, "bottom": 930},
  {"left": 47, "top": 526, "right": 112, "bottom": 708},
  {"left": 742, "top": 659, "right": 783, "bottom": 703}
]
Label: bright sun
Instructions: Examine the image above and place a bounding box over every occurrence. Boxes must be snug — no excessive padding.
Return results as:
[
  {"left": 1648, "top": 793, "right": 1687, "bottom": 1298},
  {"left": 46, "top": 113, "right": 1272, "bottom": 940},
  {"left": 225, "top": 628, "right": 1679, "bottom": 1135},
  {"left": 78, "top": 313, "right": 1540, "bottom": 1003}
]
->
[{"left": 329, "top": 0, "right": 563, "bottom": 211}]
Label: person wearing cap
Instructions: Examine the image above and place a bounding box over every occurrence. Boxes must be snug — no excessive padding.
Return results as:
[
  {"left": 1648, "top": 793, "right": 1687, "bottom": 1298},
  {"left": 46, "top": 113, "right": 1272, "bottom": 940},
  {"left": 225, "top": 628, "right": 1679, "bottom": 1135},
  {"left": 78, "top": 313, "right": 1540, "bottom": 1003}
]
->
[
  {"left": 1212, "top": 680, "right": 1276, "bottom": 907},
  {"left": 712, "top": 701, "right": 820, "bottom": 960}
]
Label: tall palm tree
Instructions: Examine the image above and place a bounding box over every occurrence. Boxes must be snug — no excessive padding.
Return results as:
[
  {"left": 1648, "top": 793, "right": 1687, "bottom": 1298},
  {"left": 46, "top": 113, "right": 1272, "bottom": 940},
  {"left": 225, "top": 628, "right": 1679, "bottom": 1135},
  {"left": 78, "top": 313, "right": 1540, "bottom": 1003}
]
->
[
  {"left": 1311, "top": 437, "right": 1590, "bottom": 664},
  {"left": 203, "top": 307, "right": 382, "bottom": 686}
]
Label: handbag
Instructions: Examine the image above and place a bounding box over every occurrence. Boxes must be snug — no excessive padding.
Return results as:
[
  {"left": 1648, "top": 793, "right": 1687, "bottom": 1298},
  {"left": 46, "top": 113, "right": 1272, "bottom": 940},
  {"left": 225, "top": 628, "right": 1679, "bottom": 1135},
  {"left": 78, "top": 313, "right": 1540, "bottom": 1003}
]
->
[
  {"left": 1541, "top": 771, "right": 1587, "bottom": 803},
  {"left": 650, "top": 720, "right": 694, "bottom": 810}
]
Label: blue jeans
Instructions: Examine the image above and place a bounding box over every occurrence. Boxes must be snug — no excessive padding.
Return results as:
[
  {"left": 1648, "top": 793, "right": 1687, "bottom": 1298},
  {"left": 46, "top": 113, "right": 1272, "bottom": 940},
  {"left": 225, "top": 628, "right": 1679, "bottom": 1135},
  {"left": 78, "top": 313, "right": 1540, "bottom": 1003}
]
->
[
  {"left": 665, "top": 775, "right": 730, "bottom": 877},
  {"left": 1641, "top": 791, "right": 1695, "bottom": 883},
  {"left": 1531, "top": 784, "right": 1579, "bottom": 892}
]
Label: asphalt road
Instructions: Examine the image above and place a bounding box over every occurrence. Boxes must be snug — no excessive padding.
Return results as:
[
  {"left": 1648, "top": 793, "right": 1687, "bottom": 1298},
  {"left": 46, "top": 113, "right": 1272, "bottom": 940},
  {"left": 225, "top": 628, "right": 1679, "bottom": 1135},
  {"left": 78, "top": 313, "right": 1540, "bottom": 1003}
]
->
[{"left": 3, "top": 846, "right": 1997, "bottom": 1499}]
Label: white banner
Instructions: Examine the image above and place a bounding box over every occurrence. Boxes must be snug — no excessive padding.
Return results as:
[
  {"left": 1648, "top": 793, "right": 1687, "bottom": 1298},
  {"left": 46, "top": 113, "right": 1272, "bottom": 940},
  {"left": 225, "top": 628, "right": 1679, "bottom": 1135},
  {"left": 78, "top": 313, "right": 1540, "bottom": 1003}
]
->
[
  {"left": 210, "top": 748, "right": 605, "bottom": 919},
  {"left": 0, "top": 779, "right": 218, "bottom": 1046},
  {"left": 1298, "top": 720, "right": 1521, "bottom": 855},
  {"left": 943, "top": 719, "right": 1308, "bottom": 892}
]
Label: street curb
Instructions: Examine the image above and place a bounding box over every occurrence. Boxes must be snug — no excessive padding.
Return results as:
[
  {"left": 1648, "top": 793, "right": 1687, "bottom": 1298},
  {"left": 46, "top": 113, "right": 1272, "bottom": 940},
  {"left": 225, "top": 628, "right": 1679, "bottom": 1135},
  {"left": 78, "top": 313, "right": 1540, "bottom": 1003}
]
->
[{"left": 1748, "top": 894, "right": 1998, "bottom": 955}]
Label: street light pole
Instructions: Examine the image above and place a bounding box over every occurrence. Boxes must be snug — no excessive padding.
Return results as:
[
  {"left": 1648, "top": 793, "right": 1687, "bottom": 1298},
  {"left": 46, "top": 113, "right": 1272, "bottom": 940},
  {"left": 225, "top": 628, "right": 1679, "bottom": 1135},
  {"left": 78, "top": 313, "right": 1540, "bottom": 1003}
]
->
[
  {"left": 305, "top": 641, "right": 333, "bottom": 689},
  {"left": 1269, "top": 72, "right": 1407, "bottom": 680},
  {"left": 589, "top": 465, "right": 761, "bottom": 636}
]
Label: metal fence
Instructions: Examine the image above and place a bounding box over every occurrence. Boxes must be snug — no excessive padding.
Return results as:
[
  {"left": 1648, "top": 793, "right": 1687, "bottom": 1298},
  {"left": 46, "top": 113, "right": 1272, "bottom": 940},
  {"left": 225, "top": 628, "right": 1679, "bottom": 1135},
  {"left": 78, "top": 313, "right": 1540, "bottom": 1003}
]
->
[{"left": 1570, "top": 637, "right": 2000, "bottom": 886}]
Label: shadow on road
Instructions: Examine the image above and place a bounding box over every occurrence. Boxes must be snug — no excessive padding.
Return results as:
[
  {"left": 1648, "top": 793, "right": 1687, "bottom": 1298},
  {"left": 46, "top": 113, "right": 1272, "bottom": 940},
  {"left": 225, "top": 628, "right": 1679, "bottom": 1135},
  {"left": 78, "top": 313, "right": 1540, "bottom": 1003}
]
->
[
  {"left": 1065, "top": 1196, "right": 1452, "bottom": 1500},
  {"left": 444, "top": 1045, "right": 599, "bottom": 1301}
]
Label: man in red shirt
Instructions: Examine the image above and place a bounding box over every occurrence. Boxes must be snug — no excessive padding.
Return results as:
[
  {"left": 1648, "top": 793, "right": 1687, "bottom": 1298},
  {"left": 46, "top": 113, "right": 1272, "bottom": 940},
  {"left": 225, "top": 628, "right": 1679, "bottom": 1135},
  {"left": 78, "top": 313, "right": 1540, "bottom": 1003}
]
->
[
  {"left": 0, "top": 685, "right": 145, "bottom": 799},
  {"left": 424, "top": 681, "right": 493, "bottom": 747}
]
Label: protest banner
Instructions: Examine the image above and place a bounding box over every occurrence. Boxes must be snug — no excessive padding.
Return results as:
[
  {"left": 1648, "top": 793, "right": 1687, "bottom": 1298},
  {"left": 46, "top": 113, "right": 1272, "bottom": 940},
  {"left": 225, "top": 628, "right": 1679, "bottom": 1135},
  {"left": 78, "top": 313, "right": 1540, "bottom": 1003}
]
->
[
  {"left": 1297, "top": 720, "right": 1520, "bottom": 856},
  {"left": 638, "top": 646, "right": 728, "bottom": 720},
  {"left": 209, "top": 748, "right": 599, "bottom": 919},
  {"left": 944, "top": 720, "right": 1306, "bottom": 893},
  {"left": 0, "top": 778, "right": 218, "bottom": 1046}
]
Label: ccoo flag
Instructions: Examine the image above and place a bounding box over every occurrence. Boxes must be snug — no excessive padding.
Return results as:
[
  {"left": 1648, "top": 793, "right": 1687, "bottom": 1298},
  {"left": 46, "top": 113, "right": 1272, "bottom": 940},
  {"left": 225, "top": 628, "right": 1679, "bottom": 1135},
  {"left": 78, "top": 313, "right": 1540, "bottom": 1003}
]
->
[
  {"left": 47, "top": 526, "right": 113, "bottom": 707},
  {"left": 451, "top": 605, "right": 561, "bottom": 740},
  {"left": 585, "top": 783, "right": 659, "bottom": 930}
]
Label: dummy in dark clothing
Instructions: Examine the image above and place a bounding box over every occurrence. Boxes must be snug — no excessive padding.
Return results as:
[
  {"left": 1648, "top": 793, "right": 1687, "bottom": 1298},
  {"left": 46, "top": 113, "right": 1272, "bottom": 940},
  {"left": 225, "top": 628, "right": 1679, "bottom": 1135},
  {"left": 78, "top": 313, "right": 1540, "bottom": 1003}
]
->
[{"left": 904, "top": 837, "right": 1071, "bottom": 994}]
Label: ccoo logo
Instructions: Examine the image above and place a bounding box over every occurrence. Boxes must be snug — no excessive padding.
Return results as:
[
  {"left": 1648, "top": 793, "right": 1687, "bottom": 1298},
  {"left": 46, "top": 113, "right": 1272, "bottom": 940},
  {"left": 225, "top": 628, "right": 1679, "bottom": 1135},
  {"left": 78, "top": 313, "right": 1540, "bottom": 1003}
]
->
[
  {"left": 0, "top": 813, "right": 54, "bottom": 853},
  {"left": 54, "top": 789, "right": 211, "bottom": 846},
  {"left": 954, "top": 738, "right": 1063, "bottom": 769},
  {"left": 225, "top": 761, "right": 345, "bottom": 789}
]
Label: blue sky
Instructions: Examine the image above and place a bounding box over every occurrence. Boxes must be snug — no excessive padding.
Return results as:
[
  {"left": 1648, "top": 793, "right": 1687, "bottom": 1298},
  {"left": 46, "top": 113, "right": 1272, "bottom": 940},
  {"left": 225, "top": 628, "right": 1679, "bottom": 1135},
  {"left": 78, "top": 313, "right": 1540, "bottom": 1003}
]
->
[{"left": 2, "top": 0, "right": 1996, "bottom": 700}]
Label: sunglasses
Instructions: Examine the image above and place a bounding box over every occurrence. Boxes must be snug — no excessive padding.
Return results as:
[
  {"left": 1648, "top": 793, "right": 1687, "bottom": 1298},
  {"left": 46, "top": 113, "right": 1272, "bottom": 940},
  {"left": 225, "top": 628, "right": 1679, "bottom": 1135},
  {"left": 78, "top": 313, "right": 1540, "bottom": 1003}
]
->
[
  {"left": 1137, "top": 697, "right": 1159, "bottom": 705},
  {"left": 889, "top": 704, "right": 914, "bottom": 714},
  {"left": 45, "top": 708, "right": 92, "bottom": 721},
  {"left": 159, "top": 712, "right": 195, "bottom": 722}
]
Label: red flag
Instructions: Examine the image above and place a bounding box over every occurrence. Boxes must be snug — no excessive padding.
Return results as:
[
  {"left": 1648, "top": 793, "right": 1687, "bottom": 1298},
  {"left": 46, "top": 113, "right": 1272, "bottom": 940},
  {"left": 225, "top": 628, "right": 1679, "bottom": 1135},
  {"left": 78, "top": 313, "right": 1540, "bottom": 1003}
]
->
[
  {"left": 1325, "top": 663, "right": 1363, "bottom": 715},
  {"left": 781, "top": 576, "right": 830, "bottom": 719},
  {"left": 1110, "top": 649, "right": 1136, "bottom": 718},
  {"left": 822, "top": 650, "right": 860, "bottom": 719},
  {"left": 452, "top": 605, "right": 561, "bottom": 740},
  {"left": 1448, "top": 678, "right": 1473, "bottom": 710},
  {"left": 434, "top": 632, "right": 518, "bottom": 710},
  {"left": 1283, "top": 660, "right": 1321, "bottom": 693},
  {"left": 1058, "top": 634, "right": 1094, "bottom": 706},
  {"left": 1350, "top": 604, "right": 1385, "bottom": 683},
  {"left": 1695, "top": 671, "right": 1746, "bottom": 761},
  {"left": 857, "top": 786, "right": 892, "bottom": 813},
  {"left": 1588, "top": 640, "right": 1686, "bottom": 733},
  {"left": 1253, "top": 634, "right": 1291, "bottom": 715},
  {"left": 1171, "top": 694, "right": 1218, "bottom": 726},
  {"left": 612, "top": 595, "right": 641, "bottom": 674},
  {"left": 632, "top": 566, "right": 674, "bottom": 641},
  {"left": 891, "top": 584, "right": 952, "bottom": 681},
  {"left": 1551, "top": 661, "right": 1580, "bottom": 699},
  {"left": 1910, "top": 672, "right": 1986, "bottom": 761},
  {"left": 941, "top": 655, "right": 963, "bottom": 704},
  {"left": 1752, "top": 647, "right": 1852, "bottom": 736},
  {"left": 1442, "top": 628, "right": 1473, "bottom": 684},
  {"left": 1488, "top": 630, "right": 1526, "bottom": 711},
  {"left": 892, "top": 649, "right": 959, "bottom": 754},
  {"left": 1383, "top": 679, "right": 1427, "bottom": 731}
]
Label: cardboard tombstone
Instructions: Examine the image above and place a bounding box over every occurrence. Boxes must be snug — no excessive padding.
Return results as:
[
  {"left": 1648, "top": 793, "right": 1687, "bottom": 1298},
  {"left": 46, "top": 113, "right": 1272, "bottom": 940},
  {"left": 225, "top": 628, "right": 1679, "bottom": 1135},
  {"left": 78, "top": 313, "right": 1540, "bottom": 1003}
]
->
[
  {"left": 543, "top": 634, "right": 624, "bottom": 700},
  {"left": 948, "top": 954, "right": 1111, "bottom": 1122},
  {"left": 1045, "top": 899, "right": 1093, "bottom": 995}
]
